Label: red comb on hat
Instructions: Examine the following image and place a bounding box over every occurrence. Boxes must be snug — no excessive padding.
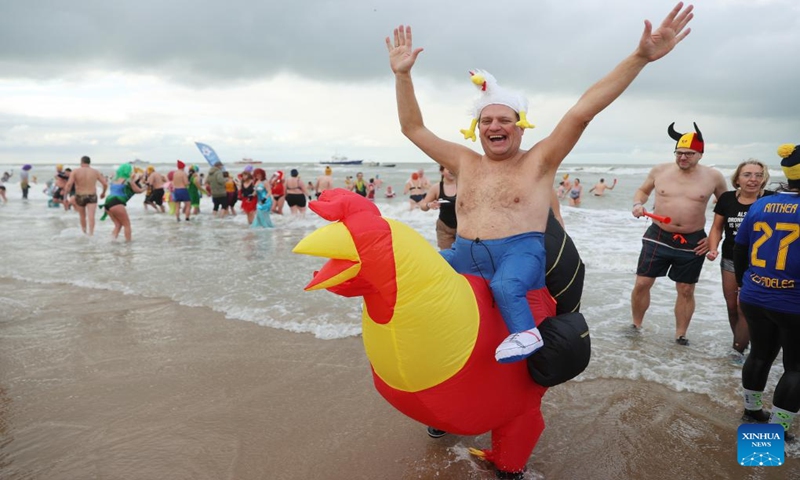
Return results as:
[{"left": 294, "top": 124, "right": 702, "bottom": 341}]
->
[{"left": 177, "top": 160, "right": 186, "bottom": 169}]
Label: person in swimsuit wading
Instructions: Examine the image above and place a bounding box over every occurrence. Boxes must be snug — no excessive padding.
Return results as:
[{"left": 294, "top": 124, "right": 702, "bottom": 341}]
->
[
  {"left": 64, "top": 156, "right": 108, "bottom": 236},
  {"left": 630, "top": 123, "right": 727, "bottom": 346}
]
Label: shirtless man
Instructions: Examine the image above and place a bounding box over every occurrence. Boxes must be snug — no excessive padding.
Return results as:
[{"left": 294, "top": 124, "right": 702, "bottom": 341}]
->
[
  {"left": 589, "top": 178, "right": 617, "bottom": 196},
  {"left": 64, "top": 156, "right": 108, "bottom": 236},
  {"left": 145, "top": 167, "right": 166, "bottom": 213},
  {"left": 315, "top": 166, "right": 334, "bottom": 199},
  {"left": 171, "top": 160, "right": 191, "bottom": 221},
  {"left": 631, "top": 122, "right": 727, "bottom": 345},
  {"left": 387, "top": 3, "right": 693, "bottom": 363}
]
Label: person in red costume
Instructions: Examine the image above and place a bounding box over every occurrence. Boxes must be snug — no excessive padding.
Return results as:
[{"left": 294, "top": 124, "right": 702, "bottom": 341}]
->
[
  {"left": 384, "top": 2, "right": 694, "bottom": 477},
  {"left": 270, "top": 170, "right": 286, "bottom": 214}
]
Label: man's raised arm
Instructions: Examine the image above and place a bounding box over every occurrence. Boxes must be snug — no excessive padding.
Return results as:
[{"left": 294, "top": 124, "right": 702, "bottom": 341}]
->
[
  {"left": 386, "top": 25, "right": 474, "bottom": 174},
  {"left": 538, "top": 2, "right": 694, "bottom": 170}
]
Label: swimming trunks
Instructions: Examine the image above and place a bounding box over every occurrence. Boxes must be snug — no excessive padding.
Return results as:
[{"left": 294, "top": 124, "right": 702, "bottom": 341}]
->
[
  {"left": 212, "top": 195, "right": 229, "bottom": 212},
  {"left": 286, "top": 193, "right": 307, "bottom": 208},
  {"left": 75, "top": 193, "right": 98, "bottom": 207},
  {"left": 636, "top": 223, "right": 706, "bottom": 284},
  {"left": 172, "top": 188, "right": 190, "bottom": 202},
  {"left": 147, "top": 188, "right": 164, "bottom": 206},
  {"left": 103, "top": 196, "right": 127, "bottom": 210}
]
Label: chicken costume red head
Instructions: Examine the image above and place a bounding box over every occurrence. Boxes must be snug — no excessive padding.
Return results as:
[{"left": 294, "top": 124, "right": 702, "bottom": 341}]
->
[{"left": 293, "top": 189, "right": 557, "bottom": 475}]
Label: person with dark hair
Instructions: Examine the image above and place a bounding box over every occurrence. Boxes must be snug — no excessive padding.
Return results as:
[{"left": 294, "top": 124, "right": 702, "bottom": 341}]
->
[
  {"left": 630, "top": 122, "right": 727, "bottom": 346},
  {"left": 734, "top": 143, "right": 800, "bottom": 440},
  {"left": 285, "top": 168, "right": 308, "bottom": 216},
  {"left": 19, "top": 165, "right": 31, "bottom": 199},
  {"left": 706, "top": 159, "right": 774, "bottom": 365},
  {"left": 420, "top": 165, "right": 457, "bottom": 250},
  {"left": 567, "top": 178, "right": 583, "bottom": 206},
  {"left": 0, "top": 170, "right": 12, "bottom": 203},
  {"left": 589, "top": 178, "right": 617, "bottom": 196},
  {"left": 187, "top": 165, "right": 203, "bottom": 215},
  {"left": 350, "top": 171, "right": 367, "bottom": 197},
  {"left": 205, "top": 161, "right": 228, "bottom": 218},
  {"left": 64, "top": 155, "right": 108, "bottom": 236}
]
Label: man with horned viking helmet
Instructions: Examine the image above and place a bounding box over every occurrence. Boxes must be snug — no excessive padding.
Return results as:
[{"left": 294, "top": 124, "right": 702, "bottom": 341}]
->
[
  {"left": 630, "top": 122, "right": 727, "bottom": 346},
  {"left": 387, "top": 3, "right": 695, "bottom": 363}
]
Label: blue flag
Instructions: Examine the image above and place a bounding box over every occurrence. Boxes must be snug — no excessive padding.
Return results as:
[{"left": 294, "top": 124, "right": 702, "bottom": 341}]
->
[{"left": 195, "top": 142, "right": 223, "bottom": 168}]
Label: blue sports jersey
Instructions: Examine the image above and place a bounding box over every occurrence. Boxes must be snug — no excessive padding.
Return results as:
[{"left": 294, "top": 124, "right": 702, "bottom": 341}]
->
[{"left": 735, "top": 192, "right": 800, "bottom": 314}]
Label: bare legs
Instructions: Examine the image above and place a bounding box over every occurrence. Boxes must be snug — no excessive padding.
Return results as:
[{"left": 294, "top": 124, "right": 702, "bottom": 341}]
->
[
  {"left": 674, "top": 282, "right": 696, "bottom": 338},
  {"left": 107, "top": 205, "right": 132, "bottom": 242},
  {"left": 631, "top": 275, "right": 696, "bottom": 339},
  {"left": 722, "top": 269, "right": 749, "bottom": 352},
  {"left": 86, "top": 203, "right": 98, "bottom": 235},
  {"left": 631, "top": 275, "right": 656, "bottom": 329},
  {"left": 176, "top": 201, "right": 190, "bottom": 221}
]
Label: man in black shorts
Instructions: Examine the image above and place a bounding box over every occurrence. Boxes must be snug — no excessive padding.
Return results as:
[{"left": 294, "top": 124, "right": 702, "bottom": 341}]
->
[{"left": 630, "top": 123, "right": 727, "bottom": 345}]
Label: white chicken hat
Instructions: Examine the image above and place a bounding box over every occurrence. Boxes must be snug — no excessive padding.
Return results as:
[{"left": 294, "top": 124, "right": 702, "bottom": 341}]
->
[{"left": 460, "top": 69, "right": 535, "bottom": 142}]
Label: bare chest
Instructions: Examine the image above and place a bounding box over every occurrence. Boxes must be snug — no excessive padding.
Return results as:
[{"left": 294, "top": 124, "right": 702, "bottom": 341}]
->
[
  {"left": 456, "top": 161, "right": 549, "bottom": 237},
  {"left": 654, "top": 173, "right": 714, "bottom": 204}
]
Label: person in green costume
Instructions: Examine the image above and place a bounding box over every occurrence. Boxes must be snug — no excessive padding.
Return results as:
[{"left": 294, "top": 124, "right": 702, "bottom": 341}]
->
[{"left": 102, "top": 164, "right": 145, "bottom": 241}]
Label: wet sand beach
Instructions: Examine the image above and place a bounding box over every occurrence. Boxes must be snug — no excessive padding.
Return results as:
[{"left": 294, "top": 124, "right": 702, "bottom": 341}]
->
[{"left": 1, "top": 277, "right": 797, "bottom": 480}]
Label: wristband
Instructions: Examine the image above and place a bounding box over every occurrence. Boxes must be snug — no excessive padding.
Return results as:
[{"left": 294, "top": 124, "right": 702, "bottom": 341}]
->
[{"left": 633, "top": 202, "right": 643, "bottom": 208}]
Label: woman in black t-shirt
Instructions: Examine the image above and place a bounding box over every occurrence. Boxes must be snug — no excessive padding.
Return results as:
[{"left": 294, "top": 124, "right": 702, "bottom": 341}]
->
[{"left": 707, "top": 159, "right": 773, "bottom": 364}]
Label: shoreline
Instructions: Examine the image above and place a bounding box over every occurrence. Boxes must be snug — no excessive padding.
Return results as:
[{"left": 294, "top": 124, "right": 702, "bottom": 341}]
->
[{"left": 1, "top": 277, "right": 797, "bottom": 479}]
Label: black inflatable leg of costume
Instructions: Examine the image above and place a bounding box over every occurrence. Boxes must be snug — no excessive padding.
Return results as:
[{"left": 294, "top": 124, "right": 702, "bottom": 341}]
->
[{"left": 544, "top": 210, "right": 585, "bottom": 315}]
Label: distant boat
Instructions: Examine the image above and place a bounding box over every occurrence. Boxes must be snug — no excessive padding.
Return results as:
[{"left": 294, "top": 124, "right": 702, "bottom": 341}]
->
[
  {"left": 236, "top": 158, "right": 263, "bottom": 165},
  {"left": 364, "top": 161, "right": 396, "bottom": 168},
  {"left": 322, "top": 155, "right": 363, "bottom": 165}
]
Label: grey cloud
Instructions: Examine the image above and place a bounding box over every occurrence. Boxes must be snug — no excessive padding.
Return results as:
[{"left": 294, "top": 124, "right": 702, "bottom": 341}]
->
[{"left": 2, "top": 0, "right": 800, "bottom": 163}]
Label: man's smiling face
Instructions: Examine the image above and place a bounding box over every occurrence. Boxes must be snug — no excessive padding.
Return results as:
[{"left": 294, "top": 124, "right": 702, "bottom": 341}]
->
[{"left": 478, "top": 104, "right": 523, "bottom": 160}]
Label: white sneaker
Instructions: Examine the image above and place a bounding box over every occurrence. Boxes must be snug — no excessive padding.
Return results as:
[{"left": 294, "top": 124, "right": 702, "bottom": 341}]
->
[{"left": 495, "top": 328, "right": 544, "bottom": 363}]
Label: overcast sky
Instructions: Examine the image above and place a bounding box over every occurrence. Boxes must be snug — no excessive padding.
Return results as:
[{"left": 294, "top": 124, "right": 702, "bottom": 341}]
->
[{"left": 1, "top": 0, "right": 798, "bottom": 167}]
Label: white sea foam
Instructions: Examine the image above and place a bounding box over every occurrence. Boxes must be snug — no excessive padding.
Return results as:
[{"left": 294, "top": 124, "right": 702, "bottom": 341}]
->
[{"left": 0, "top": 162, "right": 786, "bottom": 405}]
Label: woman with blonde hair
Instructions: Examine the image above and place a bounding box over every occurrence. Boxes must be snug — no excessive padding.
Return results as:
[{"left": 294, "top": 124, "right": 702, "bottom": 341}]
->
[{"left": 706, "top": 159, "right": 773, "bottom": 366}]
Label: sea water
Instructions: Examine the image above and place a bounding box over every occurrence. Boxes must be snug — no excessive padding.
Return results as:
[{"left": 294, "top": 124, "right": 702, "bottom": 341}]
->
[{"left": 0, "top": 161, "right": 789, "bottom": 412}]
